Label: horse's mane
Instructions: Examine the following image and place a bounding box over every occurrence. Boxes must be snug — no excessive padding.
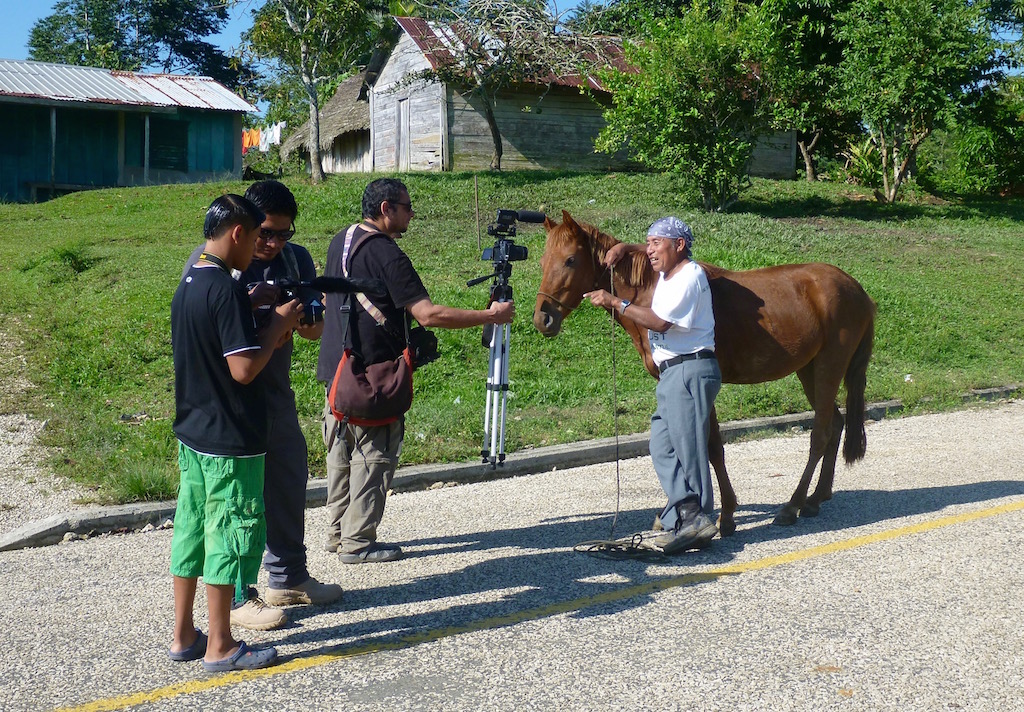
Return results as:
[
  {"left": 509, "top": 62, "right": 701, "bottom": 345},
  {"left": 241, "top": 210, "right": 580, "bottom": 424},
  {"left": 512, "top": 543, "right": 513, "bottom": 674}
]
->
[{"left": 554, "top": 217, "right": 657, "bottom": 291}]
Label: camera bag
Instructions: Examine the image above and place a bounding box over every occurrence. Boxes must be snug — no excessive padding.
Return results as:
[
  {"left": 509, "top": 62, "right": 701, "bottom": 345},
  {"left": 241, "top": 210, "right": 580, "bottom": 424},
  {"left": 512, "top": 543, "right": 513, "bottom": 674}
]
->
[{"left": 328, "top": 224, "right": 414, "bottom": 426}]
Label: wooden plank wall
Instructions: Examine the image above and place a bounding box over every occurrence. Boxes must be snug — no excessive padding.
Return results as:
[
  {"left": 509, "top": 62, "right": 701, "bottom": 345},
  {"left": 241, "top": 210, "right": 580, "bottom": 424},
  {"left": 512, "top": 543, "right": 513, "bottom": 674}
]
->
[
  {"left": 447, "top": 86, "right": 628, "bottom": 172},
  {"left": 372, "top": 33, "right": 442, "bottom": 171},
  {"left": 372, "top": 84, "right": 443, "bottom": 171},
  {"left": 749, "top": 130, "right": 797, "bottom": 179},
  {"left": 324, "top": 131, "right": 372, "bottom": 173},
  {"left": 0, "top": 104, "right": 53, "bottom": 202}
]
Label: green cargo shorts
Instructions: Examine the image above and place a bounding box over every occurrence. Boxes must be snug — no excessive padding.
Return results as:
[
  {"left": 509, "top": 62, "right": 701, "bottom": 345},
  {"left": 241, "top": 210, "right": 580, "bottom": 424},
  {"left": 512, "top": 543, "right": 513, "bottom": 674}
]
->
[{"left": 169, "top": 443, "right": 266, "bottom": 600}]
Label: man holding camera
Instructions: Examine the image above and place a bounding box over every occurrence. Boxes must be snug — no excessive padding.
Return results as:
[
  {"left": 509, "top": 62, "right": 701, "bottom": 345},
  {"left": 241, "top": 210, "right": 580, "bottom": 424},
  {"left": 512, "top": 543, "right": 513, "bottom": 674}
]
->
[
  {"left": 186, "top": 181, "right": 342, "bottom": 628},
  {"left": 317, "top": 178, "right": 515, "bottom": 563}
]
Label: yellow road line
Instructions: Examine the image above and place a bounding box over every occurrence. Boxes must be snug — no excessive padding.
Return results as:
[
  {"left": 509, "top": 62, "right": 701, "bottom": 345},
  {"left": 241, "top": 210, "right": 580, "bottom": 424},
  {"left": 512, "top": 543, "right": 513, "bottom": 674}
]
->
[{"left": 58, "top": 499, "right": 1024, "bottom": 712}]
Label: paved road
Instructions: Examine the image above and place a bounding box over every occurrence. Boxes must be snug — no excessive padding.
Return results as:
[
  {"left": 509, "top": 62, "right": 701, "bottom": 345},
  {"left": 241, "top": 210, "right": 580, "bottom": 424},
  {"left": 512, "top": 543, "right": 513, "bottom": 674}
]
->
[{"left": 2, "top": 402, "right": 1023, "bottom": 712}]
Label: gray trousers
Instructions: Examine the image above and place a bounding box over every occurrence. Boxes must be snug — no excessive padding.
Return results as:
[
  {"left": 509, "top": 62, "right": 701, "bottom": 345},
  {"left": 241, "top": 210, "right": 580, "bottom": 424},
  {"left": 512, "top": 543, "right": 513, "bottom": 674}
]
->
[
  {"left": 261, "top": 402, "right": 310, "bottom": 591},
  {"left": 321, "top": 397, "right": 403, "bottom": 555},
  {"left": 650, "top": 357, "right": 722, "bottom": 531}
]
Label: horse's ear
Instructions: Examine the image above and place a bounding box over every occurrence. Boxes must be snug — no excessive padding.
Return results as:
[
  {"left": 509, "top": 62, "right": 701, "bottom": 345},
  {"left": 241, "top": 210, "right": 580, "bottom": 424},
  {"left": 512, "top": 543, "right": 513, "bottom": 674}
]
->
[
  {"left": 561, "top": 210, "right": 578, "bottom": 228},
  {"left": 544, "top": 215, "right": 557, "bottom": 229}
]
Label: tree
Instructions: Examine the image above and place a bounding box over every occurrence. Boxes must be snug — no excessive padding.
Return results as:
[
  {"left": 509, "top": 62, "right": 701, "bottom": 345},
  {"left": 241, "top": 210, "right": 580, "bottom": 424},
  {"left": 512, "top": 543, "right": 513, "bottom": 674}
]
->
[
  {"left": 596, "top": 4, "right": 766, "bottom": 211},
  {"left": 566, "top": 0, "right": 691, "bottom": 37},
  {"left": 836, "top": 0, "right": 1003, "bottom": 202},
  {"left": 29, "top": 0, "right": 140, "bottom": 70},
  {"left": 28, "top": 0, "right": 247, "bottom": 87},
  {"left": 406, "top": 0, "right": 607, "bottom": 171},
  {"left": 244, "top": 0, "right": 387, "bottom": 183},
  {"left": 751, "top": 0, "right": 859, "bottom": 181}
]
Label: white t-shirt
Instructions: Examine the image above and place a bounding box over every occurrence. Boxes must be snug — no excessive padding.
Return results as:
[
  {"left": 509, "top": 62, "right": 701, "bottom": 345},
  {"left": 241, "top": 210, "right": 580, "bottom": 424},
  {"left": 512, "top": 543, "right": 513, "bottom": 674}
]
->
[{"left": 648, "top": 261, "right": 716, "bottom": 367}]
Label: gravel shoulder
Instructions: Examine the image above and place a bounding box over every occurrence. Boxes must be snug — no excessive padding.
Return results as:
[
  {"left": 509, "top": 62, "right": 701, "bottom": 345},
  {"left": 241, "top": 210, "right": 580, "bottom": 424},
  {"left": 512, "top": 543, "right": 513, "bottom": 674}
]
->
[{"left": 0, "top": 328, "right": 89, "bottom": 536}]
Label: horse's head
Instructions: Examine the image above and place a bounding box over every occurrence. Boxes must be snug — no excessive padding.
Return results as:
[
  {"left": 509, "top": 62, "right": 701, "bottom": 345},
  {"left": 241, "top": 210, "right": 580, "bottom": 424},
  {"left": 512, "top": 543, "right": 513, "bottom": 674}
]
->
[{"left": 534, "top": 210, "right": 604, "bottom": 337}]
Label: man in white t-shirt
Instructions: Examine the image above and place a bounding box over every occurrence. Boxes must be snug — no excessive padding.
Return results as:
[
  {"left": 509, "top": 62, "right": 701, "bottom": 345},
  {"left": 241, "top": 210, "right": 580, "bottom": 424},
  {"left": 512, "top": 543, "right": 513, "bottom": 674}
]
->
[{"left": 584, "top": 217, "right": 722, "bottom": 553}]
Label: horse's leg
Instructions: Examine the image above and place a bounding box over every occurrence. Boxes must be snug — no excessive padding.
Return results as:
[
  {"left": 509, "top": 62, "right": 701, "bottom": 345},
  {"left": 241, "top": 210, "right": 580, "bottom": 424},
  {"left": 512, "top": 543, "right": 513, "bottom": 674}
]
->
[
  {"left": 708, "top": 406, "right": 737, "bottom": 536},
  {"left": 802, "top": 404, "right": 843, "bottom": 517},
  {"left": 774, "top": 363, "right": 842, "bottom": 526}
]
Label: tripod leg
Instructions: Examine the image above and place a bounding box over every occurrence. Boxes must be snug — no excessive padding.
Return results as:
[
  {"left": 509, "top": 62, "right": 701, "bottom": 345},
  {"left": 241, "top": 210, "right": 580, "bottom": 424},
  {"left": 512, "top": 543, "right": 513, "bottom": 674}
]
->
[
  {"left": 488, "top": 327, "right": 505, "bottom": 468},
  {"left": 482, "top": 326, "right": 498, "bottom": 463},
  {"left": 496, "top": 324, "right": 511, "bottom": 465}
]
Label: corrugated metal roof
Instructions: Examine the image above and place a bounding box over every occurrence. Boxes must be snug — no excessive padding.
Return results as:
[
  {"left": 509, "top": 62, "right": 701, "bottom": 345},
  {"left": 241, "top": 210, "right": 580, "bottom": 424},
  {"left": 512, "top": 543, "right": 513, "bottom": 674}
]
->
[
  {"left": 0, "top": 58, "right": 255, "bottom": 112},
  {"left": 114, "top": 72, "right": 255, "bottom": 111}
]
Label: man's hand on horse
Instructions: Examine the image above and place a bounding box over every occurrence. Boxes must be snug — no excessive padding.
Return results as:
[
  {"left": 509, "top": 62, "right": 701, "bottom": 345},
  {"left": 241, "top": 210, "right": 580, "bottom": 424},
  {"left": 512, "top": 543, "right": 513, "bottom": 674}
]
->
[{"left": 604, "top": 242, "right": 643, "bottom": 267}]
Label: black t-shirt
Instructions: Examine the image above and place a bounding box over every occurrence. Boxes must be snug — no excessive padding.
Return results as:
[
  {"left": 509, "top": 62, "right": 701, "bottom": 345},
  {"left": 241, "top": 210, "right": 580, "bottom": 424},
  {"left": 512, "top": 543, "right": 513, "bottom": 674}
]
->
[
  {"left": 316, "top": 223, "right": 430, "bottom": 382},
  {"left": 172, "top": 264, "right": 267, "bottom": 456},
  {"left": 184, "top": 243, "right": 317, "bottom": 402}
]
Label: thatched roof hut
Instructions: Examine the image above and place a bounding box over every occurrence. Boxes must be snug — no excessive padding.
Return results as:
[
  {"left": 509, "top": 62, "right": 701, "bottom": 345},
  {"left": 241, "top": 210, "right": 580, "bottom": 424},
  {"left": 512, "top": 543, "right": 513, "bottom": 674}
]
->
[{"left": 281, "top": 72, "right": 370, "bottom": 172}]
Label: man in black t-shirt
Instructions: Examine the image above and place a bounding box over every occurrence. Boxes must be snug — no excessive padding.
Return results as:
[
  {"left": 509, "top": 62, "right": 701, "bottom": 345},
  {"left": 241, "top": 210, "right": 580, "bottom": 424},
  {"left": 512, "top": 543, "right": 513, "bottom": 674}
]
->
[
  {"left": 170, "top": 194, "right": 302, "bottom": 673},
  {"left": 317, "top": 178, "right": 515, "bottom": 563}
]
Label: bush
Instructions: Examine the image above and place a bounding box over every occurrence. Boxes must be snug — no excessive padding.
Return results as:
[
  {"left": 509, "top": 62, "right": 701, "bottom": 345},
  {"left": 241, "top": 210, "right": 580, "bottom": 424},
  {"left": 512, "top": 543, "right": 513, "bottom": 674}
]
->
[
  {"left": 840, "top": 137, "right": 882, "bottom": 188},
  {"left": 917, "top": 80, "right": 1024, "bottom": 196}
]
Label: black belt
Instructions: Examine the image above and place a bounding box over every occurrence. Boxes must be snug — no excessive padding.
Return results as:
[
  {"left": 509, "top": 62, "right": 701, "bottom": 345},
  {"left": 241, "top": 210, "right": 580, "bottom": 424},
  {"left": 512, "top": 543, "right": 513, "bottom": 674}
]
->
[{"left": 658, "top": 349, "right": 716, "bottom": 374}]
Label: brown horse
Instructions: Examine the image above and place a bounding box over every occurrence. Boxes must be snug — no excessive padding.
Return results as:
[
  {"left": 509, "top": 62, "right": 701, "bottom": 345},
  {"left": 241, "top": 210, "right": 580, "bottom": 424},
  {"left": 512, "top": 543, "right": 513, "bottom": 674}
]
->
[{"left": 533, "top": 211, "right": 876, "bottom": 536}]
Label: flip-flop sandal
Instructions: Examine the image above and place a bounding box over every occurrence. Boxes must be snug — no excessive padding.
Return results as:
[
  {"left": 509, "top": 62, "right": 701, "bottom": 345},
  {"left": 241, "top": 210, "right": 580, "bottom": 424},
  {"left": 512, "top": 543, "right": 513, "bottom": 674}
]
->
[
  {"left": 201, "top": 641, "right": 279, "bottom": 673},
  {"left": 168, "top": 629, "right": 207, "bottom": 662}
]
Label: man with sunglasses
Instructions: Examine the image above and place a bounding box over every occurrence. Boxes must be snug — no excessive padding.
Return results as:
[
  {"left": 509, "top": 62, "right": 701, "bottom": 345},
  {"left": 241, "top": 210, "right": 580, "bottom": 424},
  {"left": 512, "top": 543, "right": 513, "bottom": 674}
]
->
[
  {"left": 185, "top": 181, "right": 342, "bottom": 630},
  {"left": 317, "top": 178, "right": 514, "bottom": 563}
]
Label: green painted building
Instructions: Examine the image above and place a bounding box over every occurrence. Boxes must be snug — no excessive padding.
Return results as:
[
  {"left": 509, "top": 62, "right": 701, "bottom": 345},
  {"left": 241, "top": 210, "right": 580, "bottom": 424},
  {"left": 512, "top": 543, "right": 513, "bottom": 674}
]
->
[{"left": 0, "top": 59, "right": 255, "bottom": 203}]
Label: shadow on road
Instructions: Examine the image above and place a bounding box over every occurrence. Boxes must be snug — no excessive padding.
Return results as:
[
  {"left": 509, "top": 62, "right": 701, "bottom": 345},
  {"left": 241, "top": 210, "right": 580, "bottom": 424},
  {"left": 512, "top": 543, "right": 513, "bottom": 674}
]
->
[{"left": 273, "top": 479, "right": 1024, "bottom": 662}]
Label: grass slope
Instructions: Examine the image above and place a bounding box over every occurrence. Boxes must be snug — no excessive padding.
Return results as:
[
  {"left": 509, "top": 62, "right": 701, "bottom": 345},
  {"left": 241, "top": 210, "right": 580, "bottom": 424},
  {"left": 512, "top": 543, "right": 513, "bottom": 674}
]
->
[{"left": 1, "top": 173, "right": 1022, "bottom": 503}]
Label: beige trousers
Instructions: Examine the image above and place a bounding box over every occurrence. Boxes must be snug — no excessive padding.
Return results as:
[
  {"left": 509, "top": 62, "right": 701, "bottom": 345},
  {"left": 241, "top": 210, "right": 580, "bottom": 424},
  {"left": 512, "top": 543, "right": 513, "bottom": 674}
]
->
[{"left": 321, "top": 398, "right": 403, "bottom": 555}]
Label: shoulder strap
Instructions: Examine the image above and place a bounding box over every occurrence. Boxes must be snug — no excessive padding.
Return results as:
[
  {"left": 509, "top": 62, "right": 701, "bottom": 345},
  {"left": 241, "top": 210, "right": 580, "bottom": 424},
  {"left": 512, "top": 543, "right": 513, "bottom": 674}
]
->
[
  {"left": 342, "top": 224, "right": 411, "bottom": 345},
  {"left": 342, "top": 224, "right": 391, "bottom": 327}
]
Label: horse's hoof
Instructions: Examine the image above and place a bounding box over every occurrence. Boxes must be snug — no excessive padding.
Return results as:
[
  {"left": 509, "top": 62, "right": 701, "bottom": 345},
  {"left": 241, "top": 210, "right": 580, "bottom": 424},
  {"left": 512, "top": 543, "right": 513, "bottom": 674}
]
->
[
  {"left": 773, "top": 508, "right": 798, "bottom": 526},
  {"left": 717, "top": 517, "right": 736, "bottom": 538},
  {"left": 800, "top": 502, "right": 820, "bottom": 518}
]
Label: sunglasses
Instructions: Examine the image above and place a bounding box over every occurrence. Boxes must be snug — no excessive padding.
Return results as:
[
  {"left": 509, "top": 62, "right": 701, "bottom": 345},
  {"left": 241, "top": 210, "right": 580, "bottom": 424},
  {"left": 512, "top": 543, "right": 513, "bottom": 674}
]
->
[
  {"left": 259, "top": 227, "right": 295, "bottom": 242},
  {"left": 390, "top": 201, "right": 413, "bottom": 211}
]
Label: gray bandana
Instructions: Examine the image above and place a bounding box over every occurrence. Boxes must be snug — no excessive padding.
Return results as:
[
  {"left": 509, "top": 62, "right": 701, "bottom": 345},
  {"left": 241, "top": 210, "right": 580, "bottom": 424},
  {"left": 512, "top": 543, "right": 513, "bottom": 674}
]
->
[{"left": 647, "top": 217, "right": 693, "bottom": 249}]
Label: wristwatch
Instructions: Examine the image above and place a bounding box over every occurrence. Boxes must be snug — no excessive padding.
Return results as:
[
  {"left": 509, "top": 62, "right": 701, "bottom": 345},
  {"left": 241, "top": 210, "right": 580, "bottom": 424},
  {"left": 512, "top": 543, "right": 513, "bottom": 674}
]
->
[{"left": 619, "top": 299, "right": 631, "bottom": 314}]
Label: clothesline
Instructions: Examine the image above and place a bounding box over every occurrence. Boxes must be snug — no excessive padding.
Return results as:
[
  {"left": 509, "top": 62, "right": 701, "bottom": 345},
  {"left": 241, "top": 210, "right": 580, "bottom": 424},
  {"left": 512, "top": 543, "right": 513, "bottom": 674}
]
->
[{"left": 242, "top": 121, "right": 286, "bottom": 155}]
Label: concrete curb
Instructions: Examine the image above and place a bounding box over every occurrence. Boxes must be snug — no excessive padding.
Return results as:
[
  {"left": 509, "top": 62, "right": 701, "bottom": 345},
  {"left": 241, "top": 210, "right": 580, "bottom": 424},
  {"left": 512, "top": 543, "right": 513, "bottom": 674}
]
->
[{"left": 1, "top": 385, "right": 1017, "bottom": 552}]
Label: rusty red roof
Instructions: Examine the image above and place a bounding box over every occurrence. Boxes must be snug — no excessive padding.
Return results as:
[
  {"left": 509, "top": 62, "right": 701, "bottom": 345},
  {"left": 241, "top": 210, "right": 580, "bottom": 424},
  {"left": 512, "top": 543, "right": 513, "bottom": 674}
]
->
[{"left": 392, "top": 16, "right": 631, "bottom": 92}]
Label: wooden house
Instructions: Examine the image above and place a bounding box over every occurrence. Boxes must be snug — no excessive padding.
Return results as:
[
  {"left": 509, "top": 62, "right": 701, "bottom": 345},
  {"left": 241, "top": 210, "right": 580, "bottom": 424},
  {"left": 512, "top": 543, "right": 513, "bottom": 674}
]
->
[
  {"left": 0, "top": 59, "right": 255, "bottom": 203},
  {"left": 355, "top": 17, "right": 795, "bottom": 177},
  {"left": 366, "top": 17, "right": 632, "bottom": 173}
]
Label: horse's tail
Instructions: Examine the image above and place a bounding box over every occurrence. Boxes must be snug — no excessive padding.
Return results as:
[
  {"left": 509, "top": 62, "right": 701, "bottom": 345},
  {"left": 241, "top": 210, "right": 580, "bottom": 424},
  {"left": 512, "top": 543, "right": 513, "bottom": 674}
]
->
[{"left": 842, "top": 311, "right": 875, "bottom": 464}]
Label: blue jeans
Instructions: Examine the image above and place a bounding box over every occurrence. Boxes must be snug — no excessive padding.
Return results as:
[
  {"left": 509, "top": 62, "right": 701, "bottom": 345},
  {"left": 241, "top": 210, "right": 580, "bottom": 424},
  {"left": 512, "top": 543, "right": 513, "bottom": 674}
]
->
[{"left": 650, "top": 357, "right": 722, "bottom": 531}]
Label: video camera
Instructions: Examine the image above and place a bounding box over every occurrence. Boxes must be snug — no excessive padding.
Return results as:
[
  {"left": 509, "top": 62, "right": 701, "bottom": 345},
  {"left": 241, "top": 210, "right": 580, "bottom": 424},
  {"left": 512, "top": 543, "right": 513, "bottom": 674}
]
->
[
  {"left": 467, "top": 209, "right": 545, "bottom": 293},
  {"left": 256, "top": 275, "right": 387, "bottom": 326}
]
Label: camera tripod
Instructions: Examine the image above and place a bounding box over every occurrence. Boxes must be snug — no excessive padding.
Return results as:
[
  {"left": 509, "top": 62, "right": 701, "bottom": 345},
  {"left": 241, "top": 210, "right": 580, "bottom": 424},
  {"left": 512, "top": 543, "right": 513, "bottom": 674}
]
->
[
  {"left": 468, "top": 259, "right": 516, "bottom": 469},
  {"left": 468, "top": 210, "right": 542, "bottom": 468}
]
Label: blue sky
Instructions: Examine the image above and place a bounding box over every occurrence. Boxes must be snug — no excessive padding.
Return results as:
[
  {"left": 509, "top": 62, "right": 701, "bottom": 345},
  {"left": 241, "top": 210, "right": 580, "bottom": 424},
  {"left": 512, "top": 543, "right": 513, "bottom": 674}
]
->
[
  {"left": 0, "top": 1, "right": 586, "bottom": 63},
  {"left": 0, "top": 0, "right": 259, "bottom": 62}
]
